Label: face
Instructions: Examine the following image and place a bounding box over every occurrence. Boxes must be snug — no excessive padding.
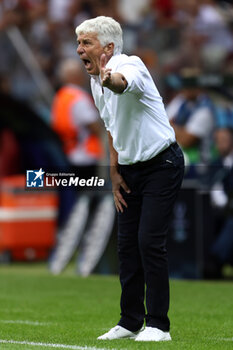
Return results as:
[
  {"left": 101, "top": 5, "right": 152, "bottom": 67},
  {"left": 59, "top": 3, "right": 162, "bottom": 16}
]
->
[
  {"left": 215, "top": 128, "right": 233, "bottom": 157},
  {"left": 77, "top": 32, "right": 105, "bottom": 75}
]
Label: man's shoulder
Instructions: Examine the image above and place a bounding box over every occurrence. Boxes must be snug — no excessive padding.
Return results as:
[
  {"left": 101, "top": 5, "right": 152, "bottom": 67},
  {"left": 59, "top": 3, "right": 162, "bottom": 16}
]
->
[
  {"left": 109, "top": 54, "right": 144, "bottom": 68},
  {"left": 121, "top": 54, "right": 143, "bottom": 65},
  {"left": 56, "top": 84, "right": 90, "bottom": 100}
]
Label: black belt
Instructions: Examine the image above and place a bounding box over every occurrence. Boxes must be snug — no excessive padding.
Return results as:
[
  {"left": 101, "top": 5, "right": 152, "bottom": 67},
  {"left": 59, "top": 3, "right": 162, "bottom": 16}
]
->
[{"left": 120, "top": 142, "right": 178, "bottom": 168}]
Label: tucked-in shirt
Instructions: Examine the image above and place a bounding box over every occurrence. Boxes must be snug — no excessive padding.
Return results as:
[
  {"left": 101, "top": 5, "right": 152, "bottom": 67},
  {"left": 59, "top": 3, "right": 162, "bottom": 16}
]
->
[{"left": 91, "top": 54, "right": 175, "bottom": 165}]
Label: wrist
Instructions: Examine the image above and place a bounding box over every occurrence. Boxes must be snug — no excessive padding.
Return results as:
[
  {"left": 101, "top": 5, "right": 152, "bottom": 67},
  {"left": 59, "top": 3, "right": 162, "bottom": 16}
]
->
[{"left": 110, "top": 165, "right": 119, "bottom": 179}]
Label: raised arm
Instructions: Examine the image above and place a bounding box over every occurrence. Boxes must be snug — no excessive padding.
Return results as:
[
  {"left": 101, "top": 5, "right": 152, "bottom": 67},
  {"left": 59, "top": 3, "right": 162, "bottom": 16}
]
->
[{"left": 100, "top": 54, "right": 128, "bottom": 94}]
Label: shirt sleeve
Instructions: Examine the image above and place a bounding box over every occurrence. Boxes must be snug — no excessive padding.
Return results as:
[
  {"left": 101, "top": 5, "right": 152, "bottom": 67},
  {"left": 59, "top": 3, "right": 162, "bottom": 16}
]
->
[
  {"left": 186, "top": 107, "right": 214, "bottom": 137},
  {"left": 71, "top": 98, "right": 99, "bottom": 126},
  {"left": 116, "top": 56, "right": 146, "bottom": 94}
]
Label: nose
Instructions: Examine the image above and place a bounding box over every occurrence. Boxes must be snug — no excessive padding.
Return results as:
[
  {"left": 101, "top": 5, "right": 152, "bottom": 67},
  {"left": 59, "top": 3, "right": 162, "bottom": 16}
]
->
[{"left": 77, "top": 44, "right": 84, "bottom": 55}]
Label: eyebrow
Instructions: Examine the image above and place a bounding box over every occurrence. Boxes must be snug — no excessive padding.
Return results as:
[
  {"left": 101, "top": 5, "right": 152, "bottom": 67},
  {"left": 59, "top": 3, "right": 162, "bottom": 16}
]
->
[{"left": 77, "top": 38, "right": 92, "bottom": 44}]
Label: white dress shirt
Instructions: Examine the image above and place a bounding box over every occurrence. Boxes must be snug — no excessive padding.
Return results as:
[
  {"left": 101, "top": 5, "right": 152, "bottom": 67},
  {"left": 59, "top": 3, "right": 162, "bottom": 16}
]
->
[{"left": 91, "top": 54, "right": 175, "bottom": 165}]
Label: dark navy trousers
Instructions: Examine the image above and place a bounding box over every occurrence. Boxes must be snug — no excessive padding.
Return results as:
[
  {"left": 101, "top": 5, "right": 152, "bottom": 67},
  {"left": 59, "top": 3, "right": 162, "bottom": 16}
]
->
[{"left": 117, "top": 143, "right": 184, "bottom": 332}]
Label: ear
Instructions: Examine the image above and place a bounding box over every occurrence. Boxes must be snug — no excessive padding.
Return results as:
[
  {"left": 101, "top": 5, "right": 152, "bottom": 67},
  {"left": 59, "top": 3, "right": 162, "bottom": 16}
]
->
[{"left": 104, "top": 42, "right": 114, "bottom": 57}]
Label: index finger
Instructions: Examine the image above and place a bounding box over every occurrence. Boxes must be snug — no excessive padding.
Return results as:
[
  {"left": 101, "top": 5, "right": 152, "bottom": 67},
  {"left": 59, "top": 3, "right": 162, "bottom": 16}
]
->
[
  {"left": 100, "top": 53, "right": 107, "bottom": 69},
  {"left": 120, "top": 179, "right": 131, "bottom": 194}
]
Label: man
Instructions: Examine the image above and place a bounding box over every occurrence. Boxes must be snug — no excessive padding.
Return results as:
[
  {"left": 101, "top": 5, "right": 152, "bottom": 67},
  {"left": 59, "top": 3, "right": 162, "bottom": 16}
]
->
[
  {"left": 51, "top": 58, "right": 103, "bottom": 180},
  {"left": 76, "top": 16, "right": 184, "bottom": 342},
  {"left": 207, "top": 126, "right": 233, "bottom": 278},
  {"left": 166, "top": 71, "right": 215, "bottom": 170}
]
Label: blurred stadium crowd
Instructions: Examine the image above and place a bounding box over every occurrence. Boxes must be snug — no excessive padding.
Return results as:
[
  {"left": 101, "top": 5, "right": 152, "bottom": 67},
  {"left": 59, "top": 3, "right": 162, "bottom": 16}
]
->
[
  {"left": 0, "top": 0, "right": 233, "bottom": 102},
  {"left": 0, "top": 0, "right": 233, "bottom": 278}
]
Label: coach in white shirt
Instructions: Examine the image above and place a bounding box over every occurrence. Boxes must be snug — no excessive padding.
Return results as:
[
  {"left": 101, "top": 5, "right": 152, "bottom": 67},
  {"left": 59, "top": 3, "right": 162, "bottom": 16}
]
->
[{"left": 76, "top": 16, "right": 184, "bottom": 342}]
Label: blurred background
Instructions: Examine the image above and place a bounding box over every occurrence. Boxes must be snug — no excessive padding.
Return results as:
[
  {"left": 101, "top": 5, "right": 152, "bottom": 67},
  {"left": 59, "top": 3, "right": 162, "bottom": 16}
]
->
[{"left": 0, "top": 0, "right": 233, "bottom": 280}]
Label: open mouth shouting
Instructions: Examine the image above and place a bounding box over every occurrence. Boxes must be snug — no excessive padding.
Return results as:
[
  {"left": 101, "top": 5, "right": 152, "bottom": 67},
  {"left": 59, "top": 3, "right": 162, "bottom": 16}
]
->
[
  {"left": 83, "top": 58, "right": 91, "bottom": 70},
  {"left": 80, "top": 56, "right": 100, "bottom": 75},
  {"left": 77, "top": 32, "right": 105, "bottom": 75}
]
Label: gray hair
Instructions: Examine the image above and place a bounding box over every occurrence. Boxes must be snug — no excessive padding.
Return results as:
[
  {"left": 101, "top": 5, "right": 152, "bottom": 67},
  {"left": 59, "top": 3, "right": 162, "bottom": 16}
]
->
[{"left": 75, "top": 16, "right": 123, "bottom": 55}]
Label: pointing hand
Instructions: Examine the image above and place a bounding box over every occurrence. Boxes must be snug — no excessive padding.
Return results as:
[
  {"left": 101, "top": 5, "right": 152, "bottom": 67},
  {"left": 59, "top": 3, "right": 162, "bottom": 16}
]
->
[{"left": 100, "top": 53, "right": 112, "bottom": 87}]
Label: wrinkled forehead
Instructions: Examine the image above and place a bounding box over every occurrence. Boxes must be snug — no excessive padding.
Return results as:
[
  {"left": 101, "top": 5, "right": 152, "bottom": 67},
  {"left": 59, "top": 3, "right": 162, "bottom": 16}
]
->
[{"left": 77, "top": 31, "right": 99, "bottom": 42}]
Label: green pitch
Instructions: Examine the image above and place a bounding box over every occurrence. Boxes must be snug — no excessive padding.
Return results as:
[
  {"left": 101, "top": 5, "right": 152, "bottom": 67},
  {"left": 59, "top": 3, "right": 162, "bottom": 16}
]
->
[{"left": 0, "top": 264, "right": 232, "bottom": 350}]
